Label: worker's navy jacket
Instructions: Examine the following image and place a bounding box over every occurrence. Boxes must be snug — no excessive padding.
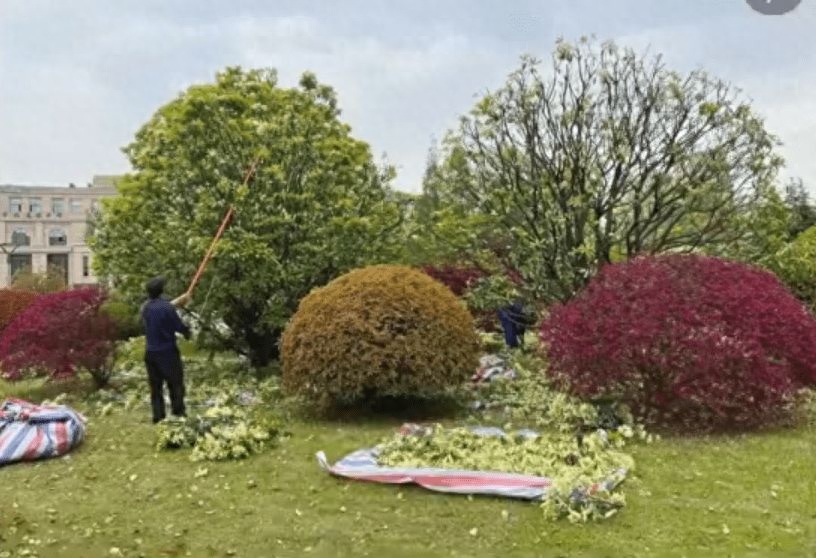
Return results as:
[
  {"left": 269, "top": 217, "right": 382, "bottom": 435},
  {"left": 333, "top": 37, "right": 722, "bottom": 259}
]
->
[{"left": 141, "top": 298, "right": 190, "bottom": 353}]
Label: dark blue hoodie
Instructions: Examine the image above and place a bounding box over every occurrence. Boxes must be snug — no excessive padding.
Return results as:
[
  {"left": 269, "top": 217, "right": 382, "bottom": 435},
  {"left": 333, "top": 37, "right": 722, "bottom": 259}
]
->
[{"left": 141, "top": 298, "right": 190, "bottom": 353}]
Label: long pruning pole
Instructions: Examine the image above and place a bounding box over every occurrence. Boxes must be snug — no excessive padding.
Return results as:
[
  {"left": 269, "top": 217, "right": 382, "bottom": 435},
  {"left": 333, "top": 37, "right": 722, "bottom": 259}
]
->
[{"left": 184, "top": 158, "right": 261, "bottom": 298}]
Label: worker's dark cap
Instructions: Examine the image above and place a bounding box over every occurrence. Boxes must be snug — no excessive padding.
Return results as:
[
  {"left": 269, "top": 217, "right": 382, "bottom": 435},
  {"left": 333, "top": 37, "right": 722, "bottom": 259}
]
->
[{"left": 146, "top": 276, "right": 165, "bottom": 299}]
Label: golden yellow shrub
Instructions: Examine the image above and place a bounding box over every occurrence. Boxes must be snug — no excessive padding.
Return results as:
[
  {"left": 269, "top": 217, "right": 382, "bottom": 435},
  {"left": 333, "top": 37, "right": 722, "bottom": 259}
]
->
[{"left": 281, "top": 265, "right": 480, "bottom": 408}]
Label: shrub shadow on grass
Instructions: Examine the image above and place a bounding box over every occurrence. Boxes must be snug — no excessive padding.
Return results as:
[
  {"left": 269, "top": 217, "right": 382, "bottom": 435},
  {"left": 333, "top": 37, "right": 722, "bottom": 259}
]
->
[
  {"left": 631, "top": 394, "right": 816, "bottom": 438},
  {"left": 290, "top": 393, "right": 467, "bottom": 426}
]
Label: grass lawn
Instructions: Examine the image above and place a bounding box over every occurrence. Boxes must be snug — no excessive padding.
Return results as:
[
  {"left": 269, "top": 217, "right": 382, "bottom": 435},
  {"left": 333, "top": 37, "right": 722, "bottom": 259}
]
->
[{"left": 1, "top": 377, "right": 815, "bottom": 558}]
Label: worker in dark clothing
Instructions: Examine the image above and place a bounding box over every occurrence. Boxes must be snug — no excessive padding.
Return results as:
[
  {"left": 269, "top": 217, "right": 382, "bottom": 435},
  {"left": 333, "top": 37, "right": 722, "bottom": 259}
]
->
[
  {"left": 140, "top": 277, "right": 192, "bottom": 424},
  {"left": 497, "top": 302, "right": 535, "bottom": 349}
]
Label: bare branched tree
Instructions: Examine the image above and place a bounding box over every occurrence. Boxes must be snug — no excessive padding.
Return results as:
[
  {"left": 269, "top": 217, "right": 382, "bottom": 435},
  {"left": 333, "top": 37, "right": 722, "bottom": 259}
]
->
[{"left": 439, "top": 37, "right": 784, "bottom": 300}]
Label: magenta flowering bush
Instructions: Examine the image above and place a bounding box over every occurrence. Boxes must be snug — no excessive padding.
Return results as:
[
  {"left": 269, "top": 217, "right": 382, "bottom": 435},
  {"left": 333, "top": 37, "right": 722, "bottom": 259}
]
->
[
  {"left": 420, "top": 265, "right": 487, "bottom": 297},
  {"left": 540, "top": 255, "right": 816, "bottom": 431},
  {"left": 0, "top": 287, "right": 118, "bottom": 386}
]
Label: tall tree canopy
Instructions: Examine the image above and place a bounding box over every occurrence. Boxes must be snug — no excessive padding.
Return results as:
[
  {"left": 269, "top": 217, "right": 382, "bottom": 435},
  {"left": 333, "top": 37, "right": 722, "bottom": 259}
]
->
[
  {"left": 432, "top": 38, "right": 785, "bottom": 301},
  {"left": 783, "top": 177, "right": 816, "bottom": 239},
  {"left": 91, "top": 67, "right": 404, "bottom": 366}
]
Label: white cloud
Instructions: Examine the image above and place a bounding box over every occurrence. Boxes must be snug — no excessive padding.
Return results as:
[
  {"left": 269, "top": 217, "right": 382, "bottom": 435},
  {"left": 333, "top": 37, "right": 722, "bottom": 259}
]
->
[
  {"left": 741, "top": 75, "right": 816, "bottom": 188},
  {"left": 221, "top": 15, "right": 511, "bottom": 190},
  {"left": 1, "top": 0, "right": 816, "bottom": 196},
  {"left": 0, "top": 62, "right": 126, "bottom": 186}
]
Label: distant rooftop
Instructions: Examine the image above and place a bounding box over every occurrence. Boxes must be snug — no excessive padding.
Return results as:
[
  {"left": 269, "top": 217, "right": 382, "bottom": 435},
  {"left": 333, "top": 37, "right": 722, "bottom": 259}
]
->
[
  {"left": 91, "top": 175, "right": 123, "bottom": 188},
  {"left": 0, "top": 175, "right": 123, "bottom": 193}
]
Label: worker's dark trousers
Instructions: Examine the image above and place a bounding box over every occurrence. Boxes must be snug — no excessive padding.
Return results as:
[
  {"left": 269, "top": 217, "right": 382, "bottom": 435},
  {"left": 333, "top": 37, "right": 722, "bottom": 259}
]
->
[
  {"left": 498, "top": 307, "right": 526, "bottom": 348},
  {"left": 145, "top": 347, "right": 186, "bottom": 423}
]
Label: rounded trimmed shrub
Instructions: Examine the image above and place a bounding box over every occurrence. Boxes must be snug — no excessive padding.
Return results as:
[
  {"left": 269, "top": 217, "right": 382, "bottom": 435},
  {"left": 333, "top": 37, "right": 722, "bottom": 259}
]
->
[
  {"left": 281, "top": 265, "right": 481, "bottom": 408},
  {"left": 0, "top": 289, "right": 39, "bottom": 332},
  {"left": 540, "top": 254, "right": 816, "bottom": 431}
]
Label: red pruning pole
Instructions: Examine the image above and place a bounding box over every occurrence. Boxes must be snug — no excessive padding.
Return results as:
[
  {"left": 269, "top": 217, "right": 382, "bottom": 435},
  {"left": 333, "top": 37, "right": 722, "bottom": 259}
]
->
[{"left": 180, "top": 158, "right": 261, "bottom": 302}]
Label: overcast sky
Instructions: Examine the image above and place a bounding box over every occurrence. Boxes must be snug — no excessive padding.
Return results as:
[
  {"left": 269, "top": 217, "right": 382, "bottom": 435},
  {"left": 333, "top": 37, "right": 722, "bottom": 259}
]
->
[{"left": 1, "top": 0, "right": 815, "bottom": 193}]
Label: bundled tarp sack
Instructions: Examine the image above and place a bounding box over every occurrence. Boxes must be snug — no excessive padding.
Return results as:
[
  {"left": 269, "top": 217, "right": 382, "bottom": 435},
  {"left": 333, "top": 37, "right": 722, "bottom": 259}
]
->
[
  {"left": 471, "top": 354, "right": 516, "bottom": 384},
  {"left": 0, "top": 398, "right": 86, "bottom": 466},
  {"left": 316, "top": 423, "right": 626, "bottom": 502}
]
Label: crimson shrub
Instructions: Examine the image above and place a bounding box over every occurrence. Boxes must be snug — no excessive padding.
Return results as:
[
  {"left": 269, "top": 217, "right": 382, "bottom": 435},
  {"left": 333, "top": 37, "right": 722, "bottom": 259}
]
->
[
  {"left": 0, "top": 287, "right": 119, "bottom": 387},
  {"left": 420, "top": 265, "right": 487, "bottom": 296},
  {"left": 540, "top": 255, "right": 816, "bottom": 431}
]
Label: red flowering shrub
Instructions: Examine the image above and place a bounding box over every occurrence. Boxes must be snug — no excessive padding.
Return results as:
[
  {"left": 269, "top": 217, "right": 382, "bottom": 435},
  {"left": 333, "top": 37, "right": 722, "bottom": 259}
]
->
[
  {"left": 540, "top": 255, "right": 816, "bottom": 431},
  {"left": 0, "top": 289, "right": 39, "bottom": 332},
  {"left": 420, "top": 265, "right": 526, "bottom": 296},
  {"left": 420, "top": 265, "right": 487, "bottom": 296},
  {"left": 0, "top": 287, "right": 119, "bottom": 387},
  {"left": 420, "top": 265, "right": 497, "bottom": 331}
]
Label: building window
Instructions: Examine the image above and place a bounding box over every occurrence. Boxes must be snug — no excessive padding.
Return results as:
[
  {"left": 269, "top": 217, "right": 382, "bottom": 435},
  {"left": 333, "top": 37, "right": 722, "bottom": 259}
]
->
[
  {"left": 9, "top": 197, "right": 22, "bottom": 214},
  {"left": 69, "top": 199, "right": 83, "bottom": 213},
  {"left": 8, "top": 254, "right": 32, "bottom": 278},
  {"left": 82, "top": 255, "right": 90, "bottom": 277},
  {"left": 11, "top": 228, "right": 30, "bottom": 247},
  {"left": 29, "top": 197, "right": 42, "bottom": 215},
  {"left": 52, "top": 198, "right": 65, "bottom": 215},
  {"left": 48, "top": 228, "right": 67, "bottom": 247}
]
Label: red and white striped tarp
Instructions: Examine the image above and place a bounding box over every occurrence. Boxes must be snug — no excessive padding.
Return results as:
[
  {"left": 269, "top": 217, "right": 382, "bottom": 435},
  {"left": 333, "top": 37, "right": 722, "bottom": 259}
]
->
[
  {"left": 317, "top": 424, "right": 627, "bottom": 501},
  {"left": 471, "top": 354, "right": 517, "bottom": 384},
  {"left": 0, "top": 398, "right": 86, "bottom": 466}
]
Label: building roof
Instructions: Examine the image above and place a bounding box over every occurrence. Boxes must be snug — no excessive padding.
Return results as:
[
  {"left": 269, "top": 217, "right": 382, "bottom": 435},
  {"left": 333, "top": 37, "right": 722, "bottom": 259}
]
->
[
  {"left": 0, "top": 174, "right": 123, "bottom": 194},
  {"left": 91, "top": 175, "right": 123, "bottom": 188},
  {"left": 0, "top": 182, "right": 117, "bottom": 195}
]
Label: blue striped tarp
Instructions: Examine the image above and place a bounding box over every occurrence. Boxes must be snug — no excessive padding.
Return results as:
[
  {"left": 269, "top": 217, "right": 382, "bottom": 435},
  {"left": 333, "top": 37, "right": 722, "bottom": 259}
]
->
[
  {"left": 0, "top": 398, "right": 86, "bottom": 466},
  {"left": 317, "top": 424, "right": 627, "bottom": 501}
]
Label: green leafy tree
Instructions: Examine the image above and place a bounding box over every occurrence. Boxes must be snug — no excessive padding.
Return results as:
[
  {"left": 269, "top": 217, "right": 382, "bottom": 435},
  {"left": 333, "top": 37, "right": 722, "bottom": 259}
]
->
[
  {"left": 91, "top": 67, "right": 404, "bottom": 367},
  {"left": 706, "top": 183, "right": 791, "bottom": 267},
  {"left": 783, "top": 177, "right": 816, "bottom": 239},
  {"left": 405, "top": 141, "right": 513, "bottom": 272},
  {"left": 435, "top": 37, "right": 784, "bottom": 301},
  {"left": 402, "top": 143, "right": 445, "bottom": 266},
  {"left": 768, "top": 225, "right": 816, "bottom": 310},
  {"left": 11, "top": 266, "right": 67, "bottom": 294}
]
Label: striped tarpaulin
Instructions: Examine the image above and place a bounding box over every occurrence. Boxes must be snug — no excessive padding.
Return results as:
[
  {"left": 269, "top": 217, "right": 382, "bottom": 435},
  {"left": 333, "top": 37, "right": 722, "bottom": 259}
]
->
[
  {"left": 0, "top": 398, "right": 86, "bottom": 466},
  {"left": 471, "top": 354, "right": 516, "bottom": 384},
  {"left": 317, "top": 424, "right": 627, "bottom": 501}
]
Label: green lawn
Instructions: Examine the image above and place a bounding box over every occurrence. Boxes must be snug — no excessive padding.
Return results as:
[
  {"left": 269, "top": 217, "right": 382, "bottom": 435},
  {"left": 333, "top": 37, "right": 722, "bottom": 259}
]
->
[{"left": 2, "top": 377, "right": 815, "bottom": 558}]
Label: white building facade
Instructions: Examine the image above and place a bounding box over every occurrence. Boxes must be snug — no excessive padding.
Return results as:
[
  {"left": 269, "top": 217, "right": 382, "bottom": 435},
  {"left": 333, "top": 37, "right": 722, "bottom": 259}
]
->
[{"left": 0, "top": 177, "right": 117, "bottom": 288}]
